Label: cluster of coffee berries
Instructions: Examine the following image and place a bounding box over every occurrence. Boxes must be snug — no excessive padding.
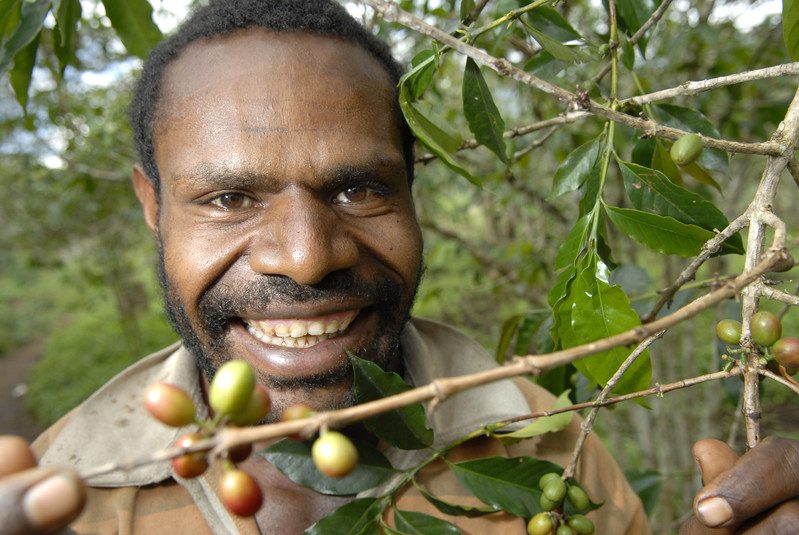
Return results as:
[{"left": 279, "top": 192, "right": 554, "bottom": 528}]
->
[
  {"left": 144, "top": 360, "right": 268, "bottom": 517},
  {"left": 527, "top": 473, "right": 594, "bottom": 534},
  {"left": 144, "top": 360, "right": 362, "bottom": 517},
  {"left": 716, "top": 311, "right": 799, "bottom": 375}
]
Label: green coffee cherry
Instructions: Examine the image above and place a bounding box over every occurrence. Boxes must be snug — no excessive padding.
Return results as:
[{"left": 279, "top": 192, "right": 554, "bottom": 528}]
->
[
  {"left": 527, "top": 512, "right": 553, "bottom": 535},
  {"left": 556, "top": 525, "right": 575, "bottom": 535},
  {"left": 715, "top": 319, "right": 742, "bottom": 345},
  {"left": 540, "top": 494, "right": 559, "bottom": 511},
  {"left": 209, "top": 360, "right": 256, "bottom": 416},
  {"left": 568, "top": 514, "right": 595, "bottom": 534},
  {"left": 670, "top": 133, "right": 703, "bottom": 166},
  {"left": 539, "top": 472, "right": 561, "bottom": 490},
  {"left": 543, "top": 478, "right": 568, "bottom": 503},
  {"left": 566, "top": 484, "right": 590, "bottom": 511}
]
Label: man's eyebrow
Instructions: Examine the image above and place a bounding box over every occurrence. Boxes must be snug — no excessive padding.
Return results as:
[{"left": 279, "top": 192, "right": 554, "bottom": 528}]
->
[
  {"left": 323, "top": 157, "right": 407, "bottom": 186},
  {"left": 172, "top": 164, "right": 278, "bottom": 191}
]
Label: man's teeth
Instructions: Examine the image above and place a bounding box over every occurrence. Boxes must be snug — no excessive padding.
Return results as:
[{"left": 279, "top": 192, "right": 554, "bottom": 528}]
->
[{"left": 244, "top": 315, "right": 354, "bottom": 348}]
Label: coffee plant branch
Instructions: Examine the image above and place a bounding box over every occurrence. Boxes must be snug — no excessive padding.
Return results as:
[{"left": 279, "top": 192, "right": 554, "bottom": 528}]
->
[
  {"left": 80, "top": 365, "right": 748, "bottom": 481},
  {"left": 621, "top": 62, "right": 799, "bottom": 107},
  {"left": 363, "top": 0, "right": 786, "bottom": 157},
  {"left": 562, "top": 331, "right": 665, "bottom": 480},
  {"left": 759, "top": 368, "right": 799, "bottom": 396}
]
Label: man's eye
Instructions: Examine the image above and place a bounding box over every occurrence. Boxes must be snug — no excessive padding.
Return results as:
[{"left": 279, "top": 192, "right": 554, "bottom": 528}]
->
[
  {"left": 334, "top": 186, "right": 382, "bottom": 205},
  {"left": 209, "top": 192, "right": 253, "bottom": 210}
]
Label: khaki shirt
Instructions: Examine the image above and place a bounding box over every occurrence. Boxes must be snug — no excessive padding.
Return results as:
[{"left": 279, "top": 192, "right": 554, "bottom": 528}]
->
[{"left": 34, "top": 318, "right": 650, "bottom": 534}]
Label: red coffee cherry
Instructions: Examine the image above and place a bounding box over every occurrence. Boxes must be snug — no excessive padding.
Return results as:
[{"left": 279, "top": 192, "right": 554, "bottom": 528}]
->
[
  {"left": 144, "top": 383, "right": 196, "bottom": 427},
  {"left": 280, "top": 403, "right": 316, "bottom": 441},
  {"left": 171, "top": 433, "right": 209, "bottom": 479},
  {"left": 230, "top": 384, "right": 271, "bottom": 425},
  {"left": 773, "top": 337, "right": 799, "bottom": 370},
  {"left": 311, "top": 431, "right": 358, "bottom": 478},
  {"left": 219, "top": 468, "right": 263, "bottom": 517},
  {"left": 750, "top": 311, "right": 782, "bottom": 347}
]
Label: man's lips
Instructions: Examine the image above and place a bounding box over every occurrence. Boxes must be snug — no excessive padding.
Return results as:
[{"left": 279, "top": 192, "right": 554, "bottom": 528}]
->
[{"left": 242, "top": 309, "right": 359, "bottom": 349}]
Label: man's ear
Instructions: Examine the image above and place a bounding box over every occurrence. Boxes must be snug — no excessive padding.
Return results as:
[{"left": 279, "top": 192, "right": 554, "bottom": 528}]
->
[{"left": 132, "top": 164, "right": 159, "bottom": 235}]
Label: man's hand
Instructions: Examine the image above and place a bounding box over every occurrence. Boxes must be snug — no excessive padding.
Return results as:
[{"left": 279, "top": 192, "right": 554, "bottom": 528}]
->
[
  {"left": 681, "top": 436, "right": 799, "bottom": 534},
  {"left": 0, "top": 436, "right": 86, "bottom": 535}
]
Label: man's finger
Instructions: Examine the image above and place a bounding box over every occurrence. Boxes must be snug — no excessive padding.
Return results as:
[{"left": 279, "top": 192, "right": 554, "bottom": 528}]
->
[
  {"left": 0, "top": 436, "right": 37, "bottom": 478},
  {"left": 692, "top": 439, "right": 739, "bottom": 486},
  {"left": 694, "top": 436, "right": 799, "bottom": 529},
  {"left": 0, "top": 467, "right": 86, "bottom": 535},
  {"left": 739, "top": 499, "right": 799, "bottom": 534}
]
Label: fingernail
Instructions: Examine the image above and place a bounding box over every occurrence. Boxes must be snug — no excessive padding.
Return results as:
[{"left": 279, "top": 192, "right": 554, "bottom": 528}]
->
[
  {"left": 23, "top": 473, "right": 82, "bottom": 529},
  {"left": 696, "top": 496, "right": 733, "bottom": 527}
]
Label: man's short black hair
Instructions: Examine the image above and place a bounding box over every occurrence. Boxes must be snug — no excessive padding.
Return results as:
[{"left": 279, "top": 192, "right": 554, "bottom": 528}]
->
[{"left": 129, "top": 0, "right": 414, "bottom": 192}]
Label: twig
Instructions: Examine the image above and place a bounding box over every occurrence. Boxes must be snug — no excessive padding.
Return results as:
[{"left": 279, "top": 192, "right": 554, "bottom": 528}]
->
[
  {"left": 759, "top": 368, "right": 799, "bottom": 396},
  {"left": 415, "top": 112, "right": 589, "bottom": 164},
  {"left": 592, "top": 0, "right": 675, "bottom": 84},
  {"left": 778, "top": 282, "right": 799, "bottom": 320},
  {"left": 788, "top": 156, "right": 799, "bottom": 190},
  {"left": 757, "top": 284, "right": 799, "bottom": 307},
  {"left": 620, "top": 63, "right": 799, "bottom": 107},
  {"left": 461, "top": 0, "right": 490, "bottom": 26},
  {"left": 643, "top": 213, "right": 749, "bottom": 322},
  {"left": 562, "top": 331, "right": 664, "bottom": 479},
  {"left": 498, "top": 367, "right": 743, "bottom": 425}
]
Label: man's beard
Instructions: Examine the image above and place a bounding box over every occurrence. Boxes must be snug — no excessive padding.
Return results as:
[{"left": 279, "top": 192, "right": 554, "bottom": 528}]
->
[{"left": 156, "top": 240, "right": 423, "bottom": 404}]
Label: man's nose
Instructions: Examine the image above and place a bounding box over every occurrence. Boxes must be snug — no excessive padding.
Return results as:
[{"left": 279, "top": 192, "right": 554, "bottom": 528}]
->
[{"left": 247, "top": 192, "right": 359, "bottom": 285}]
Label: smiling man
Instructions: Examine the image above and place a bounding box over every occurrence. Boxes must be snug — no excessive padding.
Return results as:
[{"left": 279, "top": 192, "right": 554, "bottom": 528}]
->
[{"left": 2, "top": 1, "right": 799, "bottom": 534}]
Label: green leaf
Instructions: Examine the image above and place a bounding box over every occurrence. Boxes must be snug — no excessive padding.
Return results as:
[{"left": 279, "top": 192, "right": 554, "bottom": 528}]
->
[
  {"left": 100, "top": 0, "right": 163, "bottom": 59},
  {"left": 550, "top": 135, "right": 603, "bottom": 197},
  {"left": 406, "top": 49, "right": 438, "bottom": 101},
  {"left": 459, "top": 0, "right": 475, "bottom": 22},
  {"left": 259, "top": 438, "right": 396, "bottom": 495},
  {"left": 547, "top": 214, "right": 591, "bottom": 311},
  {"left": 526, "top": 7, "right": 582, "bottom": 42},
  {"left": 624, "top": 469, "right": 663, "bottom": 517},
  {"left": 615, "top": 0, "right": 655, "bottom": 54},
  {"left": 559, "top": 254, "right": 652, "bottom": 394},
  {"left": 605, "top": 206, "right": 715, "bottom": 257},
  {"left": 393, "top": 509, "right": 462, "bottom": 535},
  {"left": 415, "top": 484, "right": 500, "bottom": 518},
  {"left": 784, "top": 0, "right": 799, "bottom": 60},
  {"left": 499, "top": 390, "right": 573, "bottom": 440},
  {"left": 653, "top": 104, "right": 728, "bottom": 174},
  {"left": 618, "top": 161, "right": 729, "bottom": 231},
  {"left": 651, "top": 138, "right": 683, "bottom": 186},
  {"left": 526, "top": 25, "right": 590, "bottom": 64},
  {"left": 0, "top": 0, "right": 22, "bottom": 44},
  {"left": 305, "top": 498, "right": 384, "bottom": 535},
  {"left": 53, "top": 0, "right": 81, "bottom": 76},
  {"left": 619, "top": 32, "right": 635, "bottom": 70},
  {"left": 631, "top": 138, "right": 655, "bottom": 168},
  {"left": 496, "top": 314, "right": 523, "bottom": 364},
  {"left": 462, "top": 58, "right": 508, "bottom": 164},
  {"left": 448, "top": 457, "right": 563, "bottom": 517},
  {"left": 513, "top": 313, "right": 548, "bottom": 356},
  {"left": 0, "top": 0, "right": 49, "bottom": 78},
  {"left": 9, "top": 30, "right": 38, "bottom": 111},
  {"left": 681, "top": 160, "right": 723, "bottom": 192},
  {"left": 350, "top": 354, "right": 434, "bottom": 449},
  {"left": 399, "top": 84, "right": 480, "bottom": 186},
  {"left": 617, "top": 160, "right": 743, "bottom": 254}
]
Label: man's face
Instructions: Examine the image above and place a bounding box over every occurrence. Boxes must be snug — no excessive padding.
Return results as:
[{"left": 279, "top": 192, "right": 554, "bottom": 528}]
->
[{"left": 134, "top": 30, "right": 423, "bottom": 418}]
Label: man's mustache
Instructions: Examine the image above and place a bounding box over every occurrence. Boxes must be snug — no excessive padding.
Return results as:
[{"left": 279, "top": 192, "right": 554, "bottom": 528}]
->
[{"left": 197, "top": 270, "right": 403, "bottom": 324}]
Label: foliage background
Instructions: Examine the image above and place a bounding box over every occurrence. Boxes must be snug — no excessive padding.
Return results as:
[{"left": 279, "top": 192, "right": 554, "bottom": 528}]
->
[{"left": 1, "top": 0, "right": 798, "bottom": 532}]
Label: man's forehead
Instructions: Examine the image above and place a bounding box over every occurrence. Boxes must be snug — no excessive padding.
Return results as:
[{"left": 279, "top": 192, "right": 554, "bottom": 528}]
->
[{"left": 158, "top": 29, "right": 394, "bottom": 110}]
